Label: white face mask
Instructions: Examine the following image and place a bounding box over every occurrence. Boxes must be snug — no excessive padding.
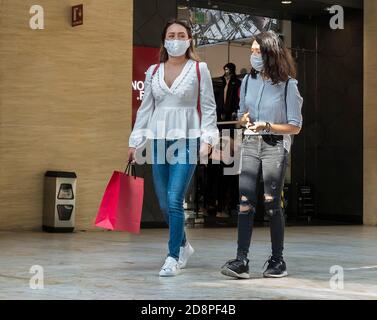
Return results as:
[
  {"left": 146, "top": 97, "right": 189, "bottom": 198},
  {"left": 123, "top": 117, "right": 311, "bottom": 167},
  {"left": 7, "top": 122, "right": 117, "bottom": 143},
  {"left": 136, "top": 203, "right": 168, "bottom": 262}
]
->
[
  {"left": 164, "top": 39, "right": 191, "bottom": 57},
  {"left": 250, "top": 54, "right": 264, "bottom": 72}
]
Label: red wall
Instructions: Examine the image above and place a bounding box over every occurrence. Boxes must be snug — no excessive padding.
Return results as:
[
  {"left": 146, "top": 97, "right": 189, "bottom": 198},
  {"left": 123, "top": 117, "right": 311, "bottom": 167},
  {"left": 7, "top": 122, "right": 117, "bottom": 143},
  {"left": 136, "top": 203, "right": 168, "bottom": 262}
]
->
[{"left": 132, "top": 46, "right": 160, "bottom": 126}]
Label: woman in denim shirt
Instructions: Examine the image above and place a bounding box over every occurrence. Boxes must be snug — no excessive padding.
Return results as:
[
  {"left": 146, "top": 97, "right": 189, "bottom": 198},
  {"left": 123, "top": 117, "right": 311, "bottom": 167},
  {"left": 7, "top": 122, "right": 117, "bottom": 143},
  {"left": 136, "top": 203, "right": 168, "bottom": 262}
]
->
[{"left": 221, "top": 31, "right": 303, "bottom": 279}]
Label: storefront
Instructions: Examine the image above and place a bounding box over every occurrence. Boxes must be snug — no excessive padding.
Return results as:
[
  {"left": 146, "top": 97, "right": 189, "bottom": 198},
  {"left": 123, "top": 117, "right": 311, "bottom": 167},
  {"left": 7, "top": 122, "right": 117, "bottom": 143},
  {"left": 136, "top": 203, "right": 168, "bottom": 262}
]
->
[{"left": 132, "top": 0, "right": 363, "bottom": 227}]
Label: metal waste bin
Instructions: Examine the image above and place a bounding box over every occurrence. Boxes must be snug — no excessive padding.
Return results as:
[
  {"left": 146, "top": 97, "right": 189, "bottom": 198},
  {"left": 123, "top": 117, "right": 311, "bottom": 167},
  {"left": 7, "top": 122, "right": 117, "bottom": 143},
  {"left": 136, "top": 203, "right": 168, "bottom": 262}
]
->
[{"left": 43, "top": 171, "right": 77, "bottom": 232}]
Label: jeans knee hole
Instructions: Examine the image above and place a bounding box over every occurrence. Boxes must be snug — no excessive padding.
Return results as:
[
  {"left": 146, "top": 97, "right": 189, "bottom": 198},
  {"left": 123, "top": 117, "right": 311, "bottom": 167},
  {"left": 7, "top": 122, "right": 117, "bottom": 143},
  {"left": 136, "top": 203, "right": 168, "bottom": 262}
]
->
[
  {"left": 239, "top": 206, "right": 251, "bottom": 213},
  {"left": 239, "top": 196, "right": 254, "bottom": 214},
  {"left": 264, "top": 194, "right": 274, "bottom": 203}
]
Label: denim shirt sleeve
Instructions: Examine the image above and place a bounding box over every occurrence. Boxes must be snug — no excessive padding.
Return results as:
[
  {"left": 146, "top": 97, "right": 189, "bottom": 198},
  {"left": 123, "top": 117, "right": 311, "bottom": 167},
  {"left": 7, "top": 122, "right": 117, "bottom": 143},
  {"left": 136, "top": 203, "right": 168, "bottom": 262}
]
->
[
  {"left": 286, "top": 79, "right": 303, "bottom": 127},
  {"left": 237, "top": 75, "right": 248, "bottom": 120}
]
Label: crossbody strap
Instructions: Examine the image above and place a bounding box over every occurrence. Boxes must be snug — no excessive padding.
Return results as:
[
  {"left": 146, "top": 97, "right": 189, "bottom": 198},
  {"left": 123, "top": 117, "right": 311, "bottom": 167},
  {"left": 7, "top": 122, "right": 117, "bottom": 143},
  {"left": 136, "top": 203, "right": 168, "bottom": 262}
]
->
[
  {"left": 196, "top": 61, "right": 201, "bottom": 120},
  {"left": 152, "top": 63, "right": 160, "bottom": 77},
  {"left": 244, "top": 73, "right": 250, "bottom": 97}
]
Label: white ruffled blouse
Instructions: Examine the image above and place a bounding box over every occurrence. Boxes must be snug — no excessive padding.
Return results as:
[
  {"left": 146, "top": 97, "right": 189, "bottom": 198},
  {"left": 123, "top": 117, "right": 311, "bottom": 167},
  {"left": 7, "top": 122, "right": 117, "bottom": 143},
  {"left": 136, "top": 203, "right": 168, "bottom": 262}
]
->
[{"left": 129, "top": 59, "right": 219, "bottom": 148}]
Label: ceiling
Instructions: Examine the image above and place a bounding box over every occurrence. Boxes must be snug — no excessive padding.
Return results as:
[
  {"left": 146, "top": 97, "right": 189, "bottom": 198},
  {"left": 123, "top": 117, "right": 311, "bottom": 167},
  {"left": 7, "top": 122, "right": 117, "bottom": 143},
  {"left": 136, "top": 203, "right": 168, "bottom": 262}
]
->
[{"left": 177, "top": 0, "right": 363, "bottom": 20}]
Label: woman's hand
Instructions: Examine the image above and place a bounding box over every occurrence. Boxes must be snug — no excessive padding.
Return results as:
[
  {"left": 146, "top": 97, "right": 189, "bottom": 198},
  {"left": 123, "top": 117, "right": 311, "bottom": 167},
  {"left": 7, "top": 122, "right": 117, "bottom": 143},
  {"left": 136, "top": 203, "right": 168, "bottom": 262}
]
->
[
  {"left": 127, "top": 147, "right": 136, "bottom": 163},
  {"left": 247, "top": 121, "right": 267, "bottom": 133},
  {"left": 239, "top": 112, "right": 251, "bottom": 127},
  {"left": 199, "top": 142, "right": 212, "bottom": 163}
]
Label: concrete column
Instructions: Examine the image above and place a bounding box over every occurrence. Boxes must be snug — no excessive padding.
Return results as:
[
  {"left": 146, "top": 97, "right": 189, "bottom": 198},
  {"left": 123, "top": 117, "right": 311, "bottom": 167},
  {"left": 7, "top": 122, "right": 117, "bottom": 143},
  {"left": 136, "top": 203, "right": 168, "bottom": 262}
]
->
[{"left": 364, "top": 0, "right": 377, "bottom": 225}]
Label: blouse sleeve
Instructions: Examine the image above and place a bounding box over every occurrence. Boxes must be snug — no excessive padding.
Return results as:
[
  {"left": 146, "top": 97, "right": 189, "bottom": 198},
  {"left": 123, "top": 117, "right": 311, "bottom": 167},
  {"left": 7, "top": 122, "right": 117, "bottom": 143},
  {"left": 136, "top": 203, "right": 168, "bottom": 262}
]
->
[
  {"left": 286, "top": 79, "right": 303, "bottom": 128},
  {"left": 237, "top": 75, "right": 248, "bottom": 120},
  {"left": 198, "top": 62, "right": 220, "bottom": 146},
  {"left": 128, "top": 64, "right": 156, "bottom": 148}
]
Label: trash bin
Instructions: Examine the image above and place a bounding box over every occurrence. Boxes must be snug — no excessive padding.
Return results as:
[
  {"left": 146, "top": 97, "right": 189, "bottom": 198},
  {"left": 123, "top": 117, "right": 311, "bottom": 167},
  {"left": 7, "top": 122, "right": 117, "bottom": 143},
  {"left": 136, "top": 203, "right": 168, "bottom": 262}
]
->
[{"left": 43, "top": 171, "right": 77, "bottom": 232}]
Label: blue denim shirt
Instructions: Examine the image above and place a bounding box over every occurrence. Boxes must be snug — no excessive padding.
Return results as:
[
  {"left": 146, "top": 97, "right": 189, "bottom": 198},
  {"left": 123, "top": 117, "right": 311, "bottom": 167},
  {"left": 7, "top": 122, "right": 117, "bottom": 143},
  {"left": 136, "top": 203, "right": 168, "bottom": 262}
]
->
[{"left": 238, "top": 73, "right": 303, "bottom": 152}]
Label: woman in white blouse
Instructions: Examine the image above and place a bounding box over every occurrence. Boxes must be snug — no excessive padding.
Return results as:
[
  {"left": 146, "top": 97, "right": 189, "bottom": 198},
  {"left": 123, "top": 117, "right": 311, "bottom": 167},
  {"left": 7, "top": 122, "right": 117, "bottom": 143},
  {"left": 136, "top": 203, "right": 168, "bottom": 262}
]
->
[{"left": 127, "top": 20, "right": 219, "bottom": 277}]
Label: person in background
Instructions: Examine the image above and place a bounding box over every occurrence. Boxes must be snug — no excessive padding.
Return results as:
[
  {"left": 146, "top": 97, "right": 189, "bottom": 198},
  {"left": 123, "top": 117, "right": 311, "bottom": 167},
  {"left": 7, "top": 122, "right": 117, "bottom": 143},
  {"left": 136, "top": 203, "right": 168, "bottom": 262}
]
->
[
  {"left": 219, "top": 63, "right": 241, "bottom": 122},
  {"left": 205, "top": 63, "right": 241, "bottom": 218}
]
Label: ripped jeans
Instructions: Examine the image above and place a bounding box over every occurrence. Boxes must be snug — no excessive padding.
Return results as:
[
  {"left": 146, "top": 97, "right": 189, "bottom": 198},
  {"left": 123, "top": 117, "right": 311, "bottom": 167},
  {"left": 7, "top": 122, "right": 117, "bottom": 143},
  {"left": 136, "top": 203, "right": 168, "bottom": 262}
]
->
[{"left": 237, "top": 134, "right": 288, "bottom": 261}]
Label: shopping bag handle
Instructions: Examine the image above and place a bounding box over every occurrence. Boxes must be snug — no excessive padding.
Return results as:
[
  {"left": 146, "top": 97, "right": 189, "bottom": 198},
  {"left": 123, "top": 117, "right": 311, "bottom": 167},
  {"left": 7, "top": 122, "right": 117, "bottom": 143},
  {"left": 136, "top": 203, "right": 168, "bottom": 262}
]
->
[{"left": 125, "top": 161, "right": 137, "bottom": 179}]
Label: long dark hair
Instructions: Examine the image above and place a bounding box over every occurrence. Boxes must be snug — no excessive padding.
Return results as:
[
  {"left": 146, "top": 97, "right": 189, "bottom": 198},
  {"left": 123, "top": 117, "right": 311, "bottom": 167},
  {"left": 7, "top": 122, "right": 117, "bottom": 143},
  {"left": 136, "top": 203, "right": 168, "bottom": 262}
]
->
[
  {"left": 250, "top": 31, "right": 296, "bottom": 84},
  {"left": 159, "top": 19, "right": 200, "bottom": 63}
]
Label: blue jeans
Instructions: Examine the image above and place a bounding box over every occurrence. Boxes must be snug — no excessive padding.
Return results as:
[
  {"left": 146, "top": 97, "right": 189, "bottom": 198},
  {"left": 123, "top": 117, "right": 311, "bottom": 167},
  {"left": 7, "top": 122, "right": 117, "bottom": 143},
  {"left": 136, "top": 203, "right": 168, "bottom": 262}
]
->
[{"left": 151, "top": 138, "right": 198, "bottom": 260}]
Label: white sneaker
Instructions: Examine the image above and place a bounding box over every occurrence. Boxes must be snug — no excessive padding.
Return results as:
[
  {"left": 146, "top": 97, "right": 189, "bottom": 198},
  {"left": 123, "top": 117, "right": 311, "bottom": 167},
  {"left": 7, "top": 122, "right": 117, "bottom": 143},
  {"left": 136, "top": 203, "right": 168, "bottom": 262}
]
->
[
  {"left": 178, "top": 242, "right": 195, "bottom": 269},
  {"left": 159, "top": 256, "right": 181, "bottom": 277}
]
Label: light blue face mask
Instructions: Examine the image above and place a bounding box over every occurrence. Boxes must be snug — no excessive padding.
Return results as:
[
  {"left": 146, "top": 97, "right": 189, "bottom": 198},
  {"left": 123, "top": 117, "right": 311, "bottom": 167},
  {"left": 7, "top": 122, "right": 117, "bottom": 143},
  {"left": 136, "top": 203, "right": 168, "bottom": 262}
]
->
[{"left": 250, "top": 54, "right": 264, "bottom": 72}]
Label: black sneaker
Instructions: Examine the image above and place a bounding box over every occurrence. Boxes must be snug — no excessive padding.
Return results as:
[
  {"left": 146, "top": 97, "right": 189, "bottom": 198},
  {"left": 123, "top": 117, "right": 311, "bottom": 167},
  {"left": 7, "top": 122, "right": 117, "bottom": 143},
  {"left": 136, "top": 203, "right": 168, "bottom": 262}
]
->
[
  {"left": 221, "top": 258, "right": 250, "bottom": 279},
  {"left": 263, "top": 257, "right": 288, "bottom": 278}
]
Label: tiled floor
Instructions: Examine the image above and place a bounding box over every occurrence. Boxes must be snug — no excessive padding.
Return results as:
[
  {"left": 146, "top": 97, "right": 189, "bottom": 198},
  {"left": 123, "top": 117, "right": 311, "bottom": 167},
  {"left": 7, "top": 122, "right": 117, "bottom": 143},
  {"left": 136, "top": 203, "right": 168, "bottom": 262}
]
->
[{"left": 0, "top": 226, "right": 376, "bottom": 300}]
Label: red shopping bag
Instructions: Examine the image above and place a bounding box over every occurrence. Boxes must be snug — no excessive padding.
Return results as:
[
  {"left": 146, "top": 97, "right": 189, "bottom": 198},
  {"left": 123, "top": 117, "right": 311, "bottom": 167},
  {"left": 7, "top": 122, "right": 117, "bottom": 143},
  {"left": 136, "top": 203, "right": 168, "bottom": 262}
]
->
[{"left": 95, "top": 163, "right": 144, "bottom": 233}]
